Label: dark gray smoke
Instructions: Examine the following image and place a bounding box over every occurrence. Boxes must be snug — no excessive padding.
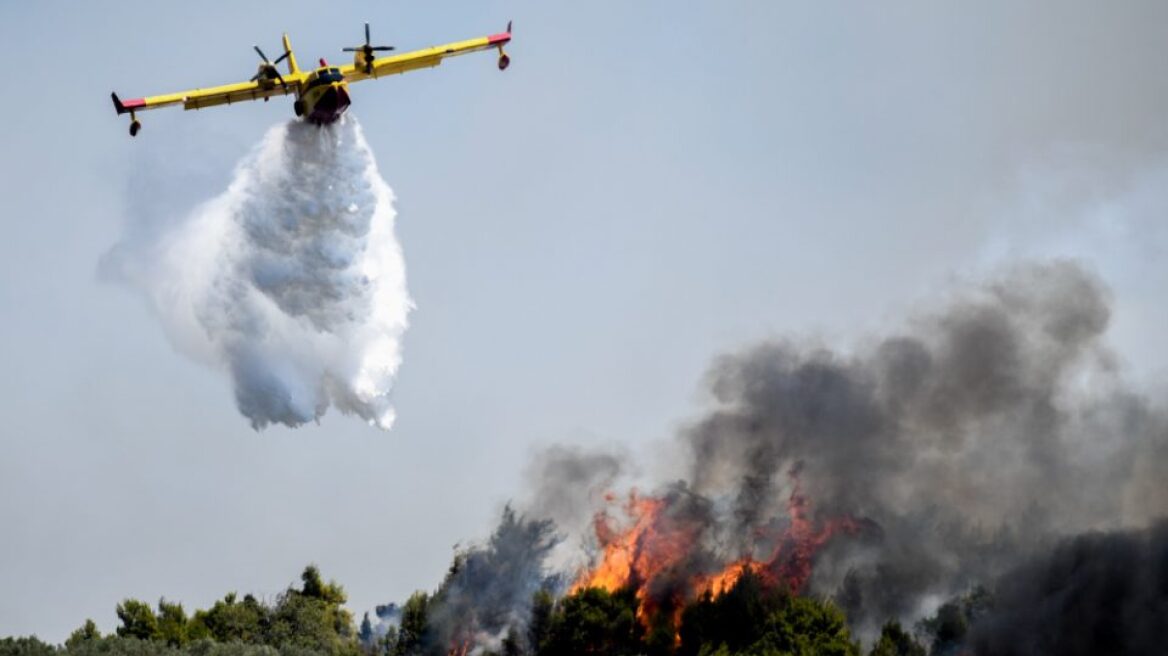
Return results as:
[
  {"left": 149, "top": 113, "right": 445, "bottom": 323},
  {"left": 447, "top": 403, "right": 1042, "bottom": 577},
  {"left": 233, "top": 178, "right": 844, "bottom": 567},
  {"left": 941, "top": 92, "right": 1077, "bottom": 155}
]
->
[
  {"left": 378, "top": 260, "right": 1165, "bottom": 650},
  {"left": 523, "top": 445, "right": 625, "bottom": 534},
  {"left": 422, "top": 507, "right": 559, "bottom": 655},
  {"left": 516, "top": 445, "right": 635, "bottom": 583},
  {"left": 671, "top": 262, "right": 1162, "bottom": 632},
  {"left": 679, "top": 260, "right": 1167, "bottom": 636},
  {"left": 969, "top": 519, "right": 1168, "bottom": 656}
]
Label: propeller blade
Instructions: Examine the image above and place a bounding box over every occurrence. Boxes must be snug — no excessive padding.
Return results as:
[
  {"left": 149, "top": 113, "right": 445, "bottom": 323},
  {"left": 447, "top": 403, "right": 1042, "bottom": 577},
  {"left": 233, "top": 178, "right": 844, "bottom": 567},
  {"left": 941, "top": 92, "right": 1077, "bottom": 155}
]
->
[
  {"left": 275, "top": 72, "right": 287, "bottom": 89},
  {"left": 254, "top": 45, "right": 270, "bottom": 63},
  {"left": 250, "top": 73, "right": 261, "bottom": 81},
  {"left": 370, "top": 46, "right": 394, "bottom": 51},
  {"left": 273, "top": 51, "right": 290, "bottom": 65},
  {"left": 342, "top": 47, "right": 359, "bottom": 52},
  {"left": 365, "top": 22, "right": 371, "bottom": 45}
]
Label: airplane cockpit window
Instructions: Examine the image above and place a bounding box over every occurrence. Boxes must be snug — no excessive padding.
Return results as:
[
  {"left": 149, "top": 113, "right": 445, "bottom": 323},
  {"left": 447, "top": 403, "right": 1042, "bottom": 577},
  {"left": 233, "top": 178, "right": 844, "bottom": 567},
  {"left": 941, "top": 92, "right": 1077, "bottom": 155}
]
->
[{"left": 311, "top": 69, "right": 343, "bottom": 85}]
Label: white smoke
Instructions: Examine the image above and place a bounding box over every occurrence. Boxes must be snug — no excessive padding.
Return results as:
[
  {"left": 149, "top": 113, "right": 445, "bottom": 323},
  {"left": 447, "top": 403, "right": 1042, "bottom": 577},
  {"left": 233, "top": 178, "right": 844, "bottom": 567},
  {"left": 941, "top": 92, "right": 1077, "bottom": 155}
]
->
[{"left": 107, "top": 117, "right": 411, "bottom": 429}]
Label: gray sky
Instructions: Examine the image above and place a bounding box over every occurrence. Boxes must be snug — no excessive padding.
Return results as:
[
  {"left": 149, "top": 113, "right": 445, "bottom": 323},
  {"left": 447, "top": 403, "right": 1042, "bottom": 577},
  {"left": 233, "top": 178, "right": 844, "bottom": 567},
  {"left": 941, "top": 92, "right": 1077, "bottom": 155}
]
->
[{"left": 2, "top": 1, "right": 1167, "bottom": 642}]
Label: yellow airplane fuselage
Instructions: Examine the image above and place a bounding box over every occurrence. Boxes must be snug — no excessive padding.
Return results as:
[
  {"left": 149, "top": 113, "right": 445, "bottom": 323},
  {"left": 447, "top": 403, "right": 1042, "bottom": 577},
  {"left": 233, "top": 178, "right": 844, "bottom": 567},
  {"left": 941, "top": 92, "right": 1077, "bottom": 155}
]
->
[{"left": 296, "top": 67, "right": 351, "bottom": 125}]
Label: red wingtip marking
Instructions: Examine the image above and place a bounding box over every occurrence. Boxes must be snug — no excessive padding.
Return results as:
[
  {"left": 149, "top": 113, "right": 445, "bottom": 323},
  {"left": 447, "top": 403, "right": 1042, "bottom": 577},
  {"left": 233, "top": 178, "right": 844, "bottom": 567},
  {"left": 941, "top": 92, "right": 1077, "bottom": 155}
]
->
[
  {"left": 123, "top": 98, "right": 147, "bottom": 109},
  {"left": 487, "top": 32, "right": 511, "bottom": 45}
]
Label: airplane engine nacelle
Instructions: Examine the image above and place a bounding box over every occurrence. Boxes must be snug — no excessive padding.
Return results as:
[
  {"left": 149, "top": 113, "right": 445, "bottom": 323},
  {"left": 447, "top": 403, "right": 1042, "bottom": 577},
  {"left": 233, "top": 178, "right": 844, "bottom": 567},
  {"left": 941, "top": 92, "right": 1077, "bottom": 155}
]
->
[{"left": 354, "top": 51, "right": 370, "bottom": 72}]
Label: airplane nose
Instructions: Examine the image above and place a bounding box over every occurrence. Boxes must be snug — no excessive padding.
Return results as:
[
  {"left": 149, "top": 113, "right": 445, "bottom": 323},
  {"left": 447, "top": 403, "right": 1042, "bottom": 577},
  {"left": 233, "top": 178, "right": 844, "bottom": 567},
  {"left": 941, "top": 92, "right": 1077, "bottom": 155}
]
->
[
  {"left": 316, "top": 84, "right": 349, "bottom": 113},
  {"left": 310, "top": 83, "right": 351, "bottom": 123}
]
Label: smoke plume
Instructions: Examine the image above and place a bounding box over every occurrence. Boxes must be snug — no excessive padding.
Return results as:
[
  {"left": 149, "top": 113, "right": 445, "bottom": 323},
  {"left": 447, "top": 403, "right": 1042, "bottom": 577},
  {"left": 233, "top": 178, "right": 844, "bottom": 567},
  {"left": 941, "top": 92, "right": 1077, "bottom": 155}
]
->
[
  {"left": 970, "top": 519, "right": 1168, "bottom": 656},
  {"left": 358, "top": 260, "right": 1164, "bottom": 652},
  {"left": 364, "top": 507, "right": 560, "bottom": 655},
  {"left": 426, "top": 507, "right": 559, "bottom": 655},
  {"left": 105, "top": 117, "right": 411, "bottom": 429},
  {"left": 521, "top": 260, "right": 1168, "bottom": 641}
]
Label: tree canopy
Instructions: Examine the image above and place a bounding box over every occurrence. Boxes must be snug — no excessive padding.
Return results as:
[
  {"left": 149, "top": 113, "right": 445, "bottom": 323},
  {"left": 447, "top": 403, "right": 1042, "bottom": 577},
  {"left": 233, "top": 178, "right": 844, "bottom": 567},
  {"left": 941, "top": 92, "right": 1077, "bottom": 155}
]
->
[{"left": 1, "top": 562, "right": 950, "bottom": 656}]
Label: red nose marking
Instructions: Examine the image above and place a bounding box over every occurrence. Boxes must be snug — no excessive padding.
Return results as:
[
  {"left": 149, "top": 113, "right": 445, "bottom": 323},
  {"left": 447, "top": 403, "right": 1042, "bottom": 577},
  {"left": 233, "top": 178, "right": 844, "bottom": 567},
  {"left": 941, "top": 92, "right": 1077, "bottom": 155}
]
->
[{"left": 319, "top": 57, "right": 328, "bottom": 67}]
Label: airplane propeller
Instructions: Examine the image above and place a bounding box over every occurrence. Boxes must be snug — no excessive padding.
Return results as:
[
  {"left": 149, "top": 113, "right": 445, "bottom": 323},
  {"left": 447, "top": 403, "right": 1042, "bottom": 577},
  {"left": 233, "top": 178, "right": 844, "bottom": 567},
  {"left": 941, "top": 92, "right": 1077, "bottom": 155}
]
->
[
  {"left": 251, "top": 45, "right": 290, "bottom": 89},
  {"left": 343, "top": 22, "right": 394, "bottom": 74}
]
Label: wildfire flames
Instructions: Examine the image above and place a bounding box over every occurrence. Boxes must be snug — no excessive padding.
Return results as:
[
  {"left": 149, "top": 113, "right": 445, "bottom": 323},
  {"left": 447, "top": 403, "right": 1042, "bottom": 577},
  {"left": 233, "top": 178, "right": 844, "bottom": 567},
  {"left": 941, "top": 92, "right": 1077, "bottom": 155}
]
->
[{"left": 571, "top": 472, "right": 861, "bottom": 625}]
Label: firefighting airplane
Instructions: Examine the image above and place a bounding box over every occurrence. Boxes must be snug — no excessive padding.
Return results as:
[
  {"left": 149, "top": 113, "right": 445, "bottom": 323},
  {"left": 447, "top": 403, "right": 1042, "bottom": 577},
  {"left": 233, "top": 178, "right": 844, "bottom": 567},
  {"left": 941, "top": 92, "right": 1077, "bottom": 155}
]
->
[{"left": 111, "top": 21, "right": 512, "bottom": 136}]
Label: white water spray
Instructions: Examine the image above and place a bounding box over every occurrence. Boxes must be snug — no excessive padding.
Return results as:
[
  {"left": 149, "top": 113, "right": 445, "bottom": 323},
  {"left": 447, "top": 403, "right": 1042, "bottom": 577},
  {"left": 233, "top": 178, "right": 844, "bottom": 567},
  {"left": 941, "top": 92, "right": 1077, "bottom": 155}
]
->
[{"left": 109, "top": 117, "right": 411, "bottom": 429}]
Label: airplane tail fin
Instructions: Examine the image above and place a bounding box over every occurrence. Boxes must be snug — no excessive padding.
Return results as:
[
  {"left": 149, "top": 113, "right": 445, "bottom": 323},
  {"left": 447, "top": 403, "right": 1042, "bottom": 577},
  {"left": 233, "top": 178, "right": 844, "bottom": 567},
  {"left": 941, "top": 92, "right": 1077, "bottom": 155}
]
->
[
  {"left": 282, "top": 33, "right": 300, "bottom": 75},
  {"left": 111, "top": 92, "right": 128, "bottom": 115}
]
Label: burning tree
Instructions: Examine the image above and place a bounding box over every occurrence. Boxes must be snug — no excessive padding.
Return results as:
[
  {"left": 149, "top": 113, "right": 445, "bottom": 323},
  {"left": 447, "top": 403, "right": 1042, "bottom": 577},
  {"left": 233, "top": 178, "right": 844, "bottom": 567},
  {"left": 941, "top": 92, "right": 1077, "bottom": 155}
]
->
[
  {"left": 532, "top": 569, "right": 860, "bottom": 656},
  {"left": 567, "top": 467, "right": 865, "bottom": 638}
]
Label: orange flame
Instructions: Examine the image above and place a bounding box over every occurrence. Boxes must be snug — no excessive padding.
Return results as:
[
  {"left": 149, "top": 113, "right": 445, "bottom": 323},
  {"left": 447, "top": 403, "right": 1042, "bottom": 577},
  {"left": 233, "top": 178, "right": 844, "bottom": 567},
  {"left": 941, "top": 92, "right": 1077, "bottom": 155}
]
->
[
  {"left": 694, "top": 559, "right": 767, "bottom": 597},
  {"left": 571, "top": 494, "right": 664, "bottom": 594},
  {"left": 569, "top": 491, "right": 707, "bottom": 625},
  {"left": 571, "top": 473, "right": 860, "bottom": 628}
]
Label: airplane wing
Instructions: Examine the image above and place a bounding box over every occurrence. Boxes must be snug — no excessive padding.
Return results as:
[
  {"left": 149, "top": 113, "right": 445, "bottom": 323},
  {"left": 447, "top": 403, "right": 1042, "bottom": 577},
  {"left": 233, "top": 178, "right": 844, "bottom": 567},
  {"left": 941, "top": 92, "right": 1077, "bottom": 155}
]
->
[
  {"left": 112, "top": 76, "right": 304, "bottom": 116},
  {"left": 340, "top": 26, "right": 511, "bottom": 82}
]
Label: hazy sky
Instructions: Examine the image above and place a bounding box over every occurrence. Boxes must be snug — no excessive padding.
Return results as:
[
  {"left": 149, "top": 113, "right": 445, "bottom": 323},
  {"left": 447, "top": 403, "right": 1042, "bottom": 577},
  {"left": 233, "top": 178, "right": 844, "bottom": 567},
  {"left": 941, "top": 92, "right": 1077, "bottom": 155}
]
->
[{"left": 2, "top": 1, "right": 1167, "bottom": 642}]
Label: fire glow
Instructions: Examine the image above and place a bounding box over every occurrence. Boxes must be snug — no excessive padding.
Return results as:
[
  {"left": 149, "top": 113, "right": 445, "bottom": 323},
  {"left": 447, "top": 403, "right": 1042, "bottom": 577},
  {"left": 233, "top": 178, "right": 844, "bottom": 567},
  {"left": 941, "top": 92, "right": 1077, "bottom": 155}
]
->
[{"left": 571, "top": 471, "right": 862, "bottom": 625}]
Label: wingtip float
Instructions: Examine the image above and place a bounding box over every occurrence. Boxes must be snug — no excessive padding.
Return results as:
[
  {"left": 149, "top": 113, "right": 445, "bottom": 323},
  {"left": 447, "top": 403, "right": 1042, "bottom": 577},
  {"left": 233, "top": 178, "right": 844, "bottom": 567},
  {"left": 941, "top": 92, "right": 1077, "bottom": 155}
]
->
[{"left": 111, "top": 21, "right": 513, "bottom": 137}]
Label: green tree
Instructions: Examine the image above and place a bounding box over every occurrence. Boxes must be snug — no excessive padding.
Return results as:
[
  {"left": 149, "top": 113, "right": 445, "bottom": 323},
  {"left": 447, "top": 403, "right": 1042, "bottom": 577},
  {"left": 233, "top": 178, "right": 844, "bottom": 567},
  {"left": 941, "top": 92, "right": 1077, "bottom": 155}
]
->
[
  {"left": 358, "top": 613, "right": 374, "bottom": 648},
  {"left": 267, "top": 592, "right": 357, "bottom": 655},
  {"left": 642, "top": 598, "right": 683, "bottom": 656},
  {"left": 868, "top": 621, "right": 924, "bottom": 656},
  {"left": 746, "top": 596, "right": 858, "bottom": 656},
  {"left": 182, "top": 643, "right": 280, "bottom": 656},
  {"left": 116, "top": 599, "right": 160, "bottom": 641},
  {"left": 678, "top": 571, "right": 786, "bottom": 656},
  {"left": 391, "top": 592, "right": 429, "bottom": 656},
  {"left": 157, "top": 599, "right": 191, "bottom": 647},
  {"left": 65, "top": 619, "right": 101, "bottom": 650},
  {"left": 918, "top": 601, "right": 965, "bottom": 656},
  {"left": 916, "top": 587, "right": 990, "bottom": 656},
  {"left": 65, "top": 636, "right": 181, "bottom": 656},
  {"left": 380, "top": 626, "right": 399, "bottom": 656},
  {"left": 191, "top": 593, "right": 268, "bottom": 644},
  {"left": 0, "top": 636, "right": 57, "bottom": 656},
  {"left": 260, "top": 566, "right": 358, "bottom": 654},
  {"left": 677, "top": 571, "right": 859, "bottom": 656},
  {"left": 527, "top": 590, "right": 554, "bottom": 654},
  {"left": 539, "top": 587, "right": 643, "bottom": 656},
  {"left": 300, "top": 566, "right": 347, "bottom": 606}
]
